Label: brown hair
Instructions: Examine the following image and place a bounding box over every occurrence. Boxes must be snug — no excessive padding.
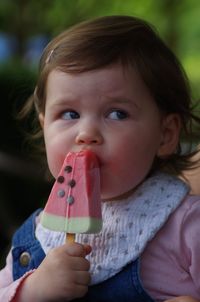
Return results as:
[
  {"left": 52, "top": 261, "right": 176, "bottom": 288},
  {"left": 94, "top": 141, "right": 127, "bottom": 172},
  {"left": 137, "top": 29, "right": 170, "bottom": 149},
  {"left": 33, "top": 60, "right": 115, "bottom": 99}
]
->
[{"left": 21, "top": 15, "right": 200, "bottom": 176}]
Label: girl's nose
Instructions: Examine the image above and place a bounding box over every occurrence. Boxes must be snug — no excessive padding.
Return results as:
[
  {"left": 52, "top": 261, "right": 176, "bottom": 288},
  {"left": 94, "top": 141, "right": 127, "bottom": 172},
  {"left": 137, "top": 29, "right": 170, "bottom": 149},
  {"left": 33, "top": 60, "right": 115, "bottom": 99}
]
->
[{"left": 75, "top": 130, "right": 103, "bottom": 145}]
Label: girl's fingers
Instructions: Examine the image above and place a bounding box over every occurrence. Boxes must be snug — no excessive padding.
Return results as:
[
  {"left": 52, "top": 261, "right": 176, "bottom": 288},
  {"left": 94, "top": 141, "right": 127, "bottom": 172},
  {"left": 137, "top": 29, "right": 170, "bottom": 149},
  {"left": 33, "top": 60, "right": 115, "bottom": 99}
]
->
[
  {"left": 68, "top": 256, "right": 90, "bottom": 271},
  {"left": 83, "top": 244, "right": 92, "bottom": 255},
  {"left": 65, "top": 242, "right": 92, "bottom": 257},
  {"left": 75, "top": 271, "right": 91, "bottom": 286}
]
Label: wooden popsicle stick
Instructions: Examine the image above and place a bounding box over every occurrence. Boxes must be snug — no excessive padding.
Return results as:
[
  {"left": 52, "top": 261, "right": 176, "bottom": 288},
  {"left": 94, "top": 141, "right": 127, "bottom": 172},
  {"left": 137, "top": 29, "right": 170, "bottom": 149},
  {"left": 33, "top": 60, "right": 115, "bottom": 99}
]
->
[{"left": 66, "top": 233, "right": 75, "bottom": 243}]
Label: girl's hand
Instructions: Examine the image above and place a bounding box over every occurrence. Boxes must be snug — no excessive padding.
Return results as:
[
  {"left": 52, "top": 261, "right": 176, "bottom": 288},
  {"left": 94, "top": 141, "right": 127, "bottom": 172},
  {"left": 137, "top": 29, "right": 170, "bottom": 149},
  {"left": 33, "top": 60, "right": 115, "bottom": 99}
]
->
[
  {"left": 15, "top": 242, "right": 92, "bottom": 302},
  {"left": 165, "top": 296, "right": 200, "bottom": 302}
]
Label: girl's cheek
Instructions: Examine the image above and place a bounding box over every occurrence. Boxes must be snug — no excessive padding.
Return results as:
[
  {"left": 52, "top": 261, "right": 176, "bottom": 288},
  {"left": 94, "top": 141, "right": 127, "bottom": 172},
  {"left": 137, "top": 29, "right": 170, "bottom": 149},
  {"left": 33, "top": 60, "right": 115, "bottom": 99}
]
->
[{"left": 46, "top": 149, "right": 64, "bottom": 178}]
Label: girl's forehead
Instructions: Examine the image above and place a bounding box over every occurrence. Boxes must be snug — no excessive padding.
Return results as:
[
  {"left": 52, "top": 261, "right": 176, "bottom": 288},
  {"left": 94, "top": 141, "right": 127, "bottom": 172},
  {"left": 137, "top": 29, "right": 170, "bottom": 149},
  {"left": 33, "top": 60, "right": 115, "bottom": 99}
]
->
[
  {"left": 44, "top": 64, "right": 155, "bottom": 111},
  {"left": 46, "top": 64, "right": 142, "bottom": 95},
  {"left": 47, "top": 62, "right": 139, "bottom": 83}
]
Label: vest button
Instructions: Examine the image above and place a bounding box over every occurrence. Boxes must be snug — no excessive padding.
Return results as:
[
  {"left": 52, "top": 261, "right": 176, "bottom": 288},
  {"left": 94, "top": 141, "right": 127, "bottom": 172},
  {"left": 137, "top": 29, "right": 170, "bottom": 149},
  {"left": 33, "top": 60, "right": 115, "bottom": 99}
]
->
[{"left": 19, "top": 252, "right": 31, "bottom": 267}]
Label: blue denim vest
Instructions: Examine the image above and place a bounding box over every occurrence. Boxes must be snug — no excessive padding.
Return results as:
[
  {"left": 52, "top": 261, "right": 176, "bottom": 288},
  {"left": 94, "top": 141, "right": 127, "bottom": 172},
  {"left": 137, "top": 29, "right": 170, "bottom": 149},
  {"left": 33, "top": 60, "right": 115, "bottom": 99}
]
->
[{"left": 12, "top": 210, "right": 155, "bottom": 302}]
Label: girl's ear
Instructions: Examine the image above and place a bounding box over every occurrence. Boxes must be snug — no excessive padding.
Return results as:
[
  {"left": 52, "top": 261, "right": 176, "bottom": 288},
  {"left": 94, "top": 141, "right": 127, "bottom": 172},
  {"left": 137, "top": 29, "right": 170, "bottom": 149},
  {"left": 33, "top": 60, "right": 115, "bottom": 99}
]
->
[
  {"left": 39, "top": 113, "right": 44, "bottom": 129},
  {"left": 157, "top": 114, "right": 181, "bottom": 158}
]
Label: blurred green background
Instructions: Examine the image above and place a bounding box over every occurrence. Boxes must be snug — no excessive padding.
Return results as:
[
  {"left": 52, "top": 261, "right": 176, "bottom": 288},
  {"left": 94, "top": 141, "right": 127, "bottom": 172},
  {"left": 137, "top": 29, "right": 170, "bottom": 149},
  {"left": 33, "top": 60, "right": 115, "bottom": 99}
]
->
[{"left": 0, "top": 0, "right": 199, "bottom": 267}]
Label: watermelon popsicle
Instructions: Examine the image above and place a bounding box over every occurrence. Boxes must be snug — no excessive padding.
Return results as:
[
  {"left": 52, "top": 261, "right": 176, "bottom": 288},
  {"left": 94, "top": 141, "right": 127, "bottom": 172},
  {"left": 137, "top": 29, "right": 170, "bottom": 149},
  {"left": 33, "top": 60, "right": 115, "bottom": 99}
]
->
[{"left": 41, "top": 150, "right": 102, "bottom": 241}]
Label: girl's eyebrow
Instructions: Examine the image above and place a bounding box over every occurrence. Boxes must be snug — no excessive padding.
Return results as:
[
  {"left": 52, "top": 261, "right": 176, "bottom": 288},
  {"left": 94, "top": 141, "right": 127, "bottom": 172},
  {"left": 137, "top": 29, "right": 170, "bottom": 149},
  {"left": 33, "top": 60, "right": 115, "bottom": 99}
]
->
[
  {"left": 107, "top": 97, "right": 140, "bottom": 109},
  {"left": 48, "top": 96, "right": 140, "bottom": 111},
  {"left": 48, "top": 97, "right": 77, "bottom": 108}
]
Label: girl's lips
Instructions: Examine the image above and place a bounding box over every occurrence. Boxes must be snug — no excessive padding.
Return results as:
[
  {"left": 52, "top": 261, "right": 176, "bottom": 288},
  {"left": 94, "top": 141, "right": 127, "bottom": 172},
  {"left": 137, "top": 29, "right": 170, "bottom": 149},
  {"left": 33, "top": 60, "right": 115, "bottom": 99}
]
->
[{"left": 77, "top": 148, "right": 104, "bottom": 166}]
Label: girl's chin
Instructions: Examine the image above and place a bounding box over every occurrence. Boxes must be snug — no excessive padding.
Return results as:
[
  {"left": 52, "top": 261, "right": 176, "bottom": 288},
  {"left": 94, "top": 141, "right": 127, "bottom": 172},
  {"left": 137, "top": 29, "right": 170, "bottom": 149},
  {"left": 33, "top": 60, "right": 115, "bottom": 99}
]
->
[{"left": 101, "top": 187, "right": 136, "bottom": 202}]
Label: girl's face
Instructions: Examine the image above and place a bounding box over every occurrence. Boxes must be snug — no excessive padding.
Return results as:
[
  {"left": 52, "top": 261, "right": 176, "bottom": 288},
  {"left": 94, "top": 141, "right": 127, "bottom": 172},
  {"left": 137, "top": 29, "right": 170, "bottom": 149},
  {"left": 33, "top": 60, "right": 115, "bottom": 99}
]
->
[{"left": 40, "top": 63, "right": 180, "bottom": 200}]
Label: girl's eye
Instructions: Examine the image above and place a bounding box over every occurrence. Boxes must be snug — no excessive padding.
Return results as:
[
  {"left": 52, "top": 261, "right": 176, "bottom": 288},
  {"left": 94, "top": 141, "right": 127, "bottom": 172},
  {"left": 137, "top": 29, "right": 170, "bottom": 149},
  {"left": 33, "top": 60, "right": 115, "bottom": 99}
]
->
[
  {"left": 107, "top": 110, "right": 128, "bottom": 120},
  {"left": 61, "top": 110, "right": 80, "bottom": 120}
]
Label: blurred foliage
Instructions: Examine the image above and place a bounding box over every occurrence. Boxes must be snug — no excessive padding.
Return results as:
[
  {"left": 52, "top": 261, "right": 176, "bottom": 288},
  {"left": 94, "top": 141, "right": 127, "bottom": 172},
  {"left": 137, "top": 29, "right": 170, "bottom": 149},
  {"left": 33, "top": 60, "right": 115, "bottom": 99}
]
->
[{"left": 0, "top": 0, "right": 199, "bottom": 97}]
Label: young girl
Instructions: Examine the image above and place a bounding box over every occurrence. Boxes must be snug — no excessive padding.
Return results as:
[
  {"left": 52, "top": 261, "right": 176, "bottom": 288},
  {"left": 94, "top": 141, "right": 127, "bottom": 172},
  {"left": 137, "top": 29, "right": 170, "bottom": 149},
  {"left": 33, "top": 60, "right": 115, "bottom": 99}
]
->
[{"left": 0, "top": 15, "right": 200, "bottom": 302}]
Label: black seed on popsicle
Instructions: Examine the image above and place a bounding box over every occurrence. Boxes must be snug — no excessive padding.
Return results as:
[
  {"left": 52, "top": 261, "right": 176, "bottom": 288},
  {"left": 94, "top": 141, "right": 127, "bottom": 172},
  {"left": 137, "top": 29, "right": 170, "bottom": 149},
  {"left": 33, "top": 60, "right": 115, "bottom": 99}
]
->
[
  {"left": 68, "top": 179, "right": 76, "bottom": 188},
  {"left": 57, "top": 189, "right": 65, "bottom": 198},
  {"left": 67, "top": 195, "right": 74, "bottom": 204},
  {"left": 65, "top": 165, "right": 72, "bottom": 173},
  {"left": 57, "top": 176, "right": 65, "bottom": 183}
]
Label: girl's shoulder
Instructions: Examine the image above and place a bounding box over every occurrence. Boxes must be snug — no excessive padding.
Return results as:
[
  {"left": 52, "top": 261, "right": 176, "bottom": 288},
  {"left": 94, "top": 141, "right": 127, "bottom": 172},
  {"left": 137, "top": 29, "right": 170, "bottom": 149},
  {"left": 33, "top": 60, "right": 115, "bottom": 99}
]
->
[
  {"left": 160, "top": 193, "right": 200, "bottom": 237},
  {"left": 141, "top": 195, "right": 200, "bottom": 299},
  {"left": 153, "top": 193, "right": 200, "bottom": 257},
  {"left": 176, "top": 194, "right": 200, "bottom": 243},
  {"left": 176, "top": 194, "right": 200, "bottom": 220}
]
